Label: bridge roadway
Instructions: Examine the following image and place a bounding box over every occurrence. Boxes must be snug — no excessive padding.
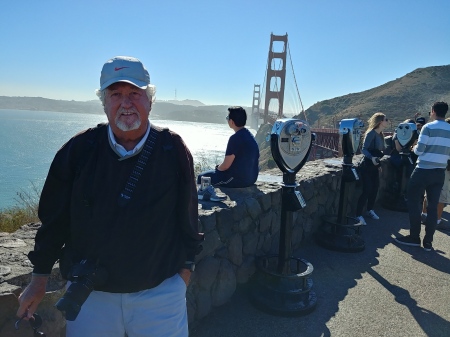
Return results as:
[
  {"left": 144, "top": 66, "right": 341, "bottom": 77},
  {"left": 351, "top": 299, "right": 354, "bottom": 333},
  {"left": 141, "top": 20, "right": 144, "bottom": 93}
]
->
[
  {"left": 190, "top": 204, "right": 450, "bottom": 337},
  {"left": 310, "top": 128, "right": 340, "bottom": 159}
]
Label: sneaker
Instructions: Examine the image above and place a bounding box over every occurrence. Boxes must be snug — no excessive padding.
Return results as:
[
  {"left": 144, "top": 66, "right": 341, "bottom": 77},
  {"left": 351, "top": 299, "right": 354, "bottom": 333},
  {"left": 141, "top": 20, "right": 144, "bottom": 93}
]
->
[
  {"left": 421, "top": 213, "right": 427, "bottom": 223},
  {"left": 356, "top": 216, "right": 367, "bottom": 225},
  {"left": 394, "top": 235, "right": 421, "bottom": 247},
  {"left": 366, "top": 210, "right": 379, "bottom": 220},
  {"left": 423, "top": 241, "right": 433, "bottom": 252},
  {"left": 436, "top": 223, "right": 450, "bottom": 231},
  {"left": 198, "top": 185, "right": 226, "bottom": 202}
]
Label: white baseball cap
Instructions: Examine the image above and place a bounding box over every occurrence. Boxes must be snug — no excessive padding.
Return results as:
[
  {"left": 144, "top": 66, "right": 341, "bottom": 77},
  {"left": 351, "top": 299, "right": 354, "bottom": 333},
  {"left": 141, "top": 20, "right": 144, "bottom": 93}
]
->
[{"left": 100, "top": 56, "right": 150, "bottom": 91}]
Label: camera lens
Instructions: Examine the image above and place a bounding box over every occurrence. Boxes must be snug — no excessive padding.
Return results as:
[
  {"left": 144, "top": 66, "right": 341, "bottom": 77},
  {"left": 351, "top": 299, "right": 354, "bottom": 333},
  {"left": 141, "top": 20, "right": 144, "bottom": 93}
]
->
[{"left": 55, "top": 279, "right": 95, "bottom": 321}]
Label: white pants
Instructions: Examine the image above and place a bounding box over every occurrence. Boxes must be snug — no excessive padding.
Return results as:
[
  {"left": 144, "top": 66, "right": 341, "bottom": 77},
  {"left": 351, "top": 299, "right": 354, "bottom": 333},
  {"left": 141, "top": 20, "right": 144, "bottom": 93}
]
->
[{"left": 66, "top": 274, "right": 188, "bottom": 337}]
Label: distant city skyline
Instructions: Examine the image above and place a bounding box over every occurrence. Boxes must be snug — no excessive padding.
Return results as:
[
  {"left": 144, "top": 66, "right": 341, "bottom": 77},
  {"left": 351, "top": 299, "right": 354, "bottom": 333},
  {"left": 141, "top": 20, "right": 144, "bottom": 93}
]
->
[{"left": 1, "top": 1, "right": 449, "bottom": 110}]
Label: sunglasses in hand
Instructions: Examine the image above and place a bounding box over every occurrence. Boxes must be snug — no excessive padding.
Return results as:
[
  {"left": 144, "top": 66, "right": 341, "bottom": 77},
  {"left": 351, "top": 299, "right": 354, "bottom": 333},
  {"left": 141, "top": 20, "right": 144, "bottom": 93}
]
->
[{"left": 15, "top": 312, "right": 46, "bottom": 336}]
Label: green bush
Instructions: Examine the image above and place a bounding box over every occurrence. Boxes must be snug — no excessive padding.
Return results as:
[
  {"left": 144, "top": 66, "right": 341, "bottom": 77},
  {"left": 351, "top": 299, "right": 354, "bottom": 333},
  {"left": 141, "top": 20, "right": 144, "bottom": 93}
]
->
[
  {"left": 0, "top": 182, "right": 40, "bottom": 233},
  {"left": 0, "top": 207, "right": 38, "bottom": 233}
]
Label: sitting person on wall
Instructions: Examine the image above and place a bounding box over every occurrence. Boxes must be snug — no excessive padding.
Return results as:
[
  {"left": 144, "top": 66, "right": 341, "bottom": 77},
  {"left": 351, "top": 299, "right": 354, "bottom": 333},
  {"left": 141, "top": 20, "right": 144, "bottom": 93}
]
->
[
  {"left": 197, "top": 106, "right": 260, "bottom": 201},
  {"left": 355, "top": 112, "right": 388, "bottom": 225}
]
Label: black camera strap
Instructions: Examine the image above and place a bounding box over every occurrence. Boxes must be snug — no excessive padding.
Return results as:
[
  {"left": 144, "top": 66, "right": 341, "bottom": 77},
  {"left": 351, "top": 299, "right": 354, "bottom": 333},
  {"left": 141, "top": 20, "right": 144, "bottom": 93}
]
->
[{"left": 117, "top": 127, "right": 161, "bottom": 207}]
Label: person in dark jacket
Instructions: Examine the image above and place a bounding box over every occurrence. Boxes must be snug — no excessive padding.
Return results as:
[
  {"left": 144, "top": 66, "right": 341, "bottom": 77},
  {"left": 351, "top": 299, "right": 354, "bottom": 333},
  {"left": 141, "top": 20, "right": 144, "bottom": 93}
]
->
[
  {"left": 17, "top": 56, "right": 203, "bottom": 337},
  {"left": 355, "top": 112, "right": 388, "bottom": 225}
]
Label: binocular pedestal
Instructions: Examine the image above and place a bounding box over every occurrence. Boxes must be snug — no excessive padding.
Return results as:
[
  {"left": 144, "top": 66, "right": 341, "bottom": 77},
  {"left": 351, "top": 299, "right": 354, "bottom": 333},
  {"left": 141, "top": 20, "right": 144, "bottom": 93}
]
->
[
  {"left": 382, "top": 121, "right": 418, "bottom": 212},
  {"left": 381, "top": 153, "right": 412, "bottom": 213},
  {"left": 316, "top": 159, "right": 365, "bottom": 253},
  {"left": 250, "top": 172, "right": 317, "bottom": 315}
]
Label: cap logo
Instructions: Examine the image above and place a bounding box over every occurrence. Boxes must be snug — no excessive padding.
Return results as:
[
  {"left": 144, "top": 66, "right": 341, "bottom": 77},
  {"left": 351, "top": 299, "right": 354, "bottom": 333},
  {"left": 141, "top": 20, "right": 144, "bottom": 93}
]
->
[{"left": 100, "top": 56, "right": 150, "bottom": 91}]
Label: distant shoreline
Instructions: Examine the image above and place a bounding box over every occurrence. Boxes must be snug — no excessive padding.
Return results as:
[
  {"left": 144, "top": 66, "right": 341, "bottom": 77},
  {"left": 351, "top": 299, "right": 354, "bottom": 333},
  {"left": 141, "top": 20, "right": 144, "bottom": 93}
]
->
[{"left": 0, "top": 96, "right": 244, "bottom": 125}]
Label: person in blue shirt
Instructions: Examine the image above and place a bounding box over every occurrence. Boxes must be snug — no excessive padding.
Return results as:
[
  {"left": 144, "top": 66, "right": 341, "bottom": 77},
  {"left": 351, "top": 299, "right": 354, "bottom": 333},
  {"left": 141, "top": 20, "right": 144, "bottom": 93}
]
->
[{"left": 197, "top": 106, "right": 260, "bottom": 201}]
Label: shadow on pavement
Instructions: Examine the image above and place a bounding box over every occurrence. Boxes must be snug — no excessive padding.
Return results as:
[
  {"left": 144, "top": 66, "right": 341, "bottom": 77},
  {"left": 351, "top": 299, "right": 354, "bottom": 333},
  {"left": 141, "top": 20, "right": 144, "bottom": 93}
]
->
[{"left": 190, "top": 205, "right": 450, "bottom": 337}]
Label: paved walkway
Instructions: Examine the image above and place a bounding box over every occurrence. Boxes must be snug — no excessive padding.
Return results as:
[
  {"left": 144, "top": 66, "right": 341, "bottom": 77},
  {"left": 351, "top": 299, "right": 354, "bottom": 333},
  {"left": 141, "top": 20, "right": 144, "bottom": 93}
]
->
[{"left": 190, "top": 205, "right": 450, "bottom": 337}]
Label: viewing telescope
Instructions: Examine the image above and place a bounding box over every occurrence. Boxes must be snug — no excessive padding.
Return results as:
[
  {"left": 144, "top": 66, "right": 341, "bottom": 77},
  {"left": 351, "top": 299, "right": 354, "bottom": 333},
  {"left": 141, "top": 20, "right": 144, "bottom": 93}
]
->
[
  {"left": 250, "top": 118, "right": 317, "bottom": 316},
  {"left": 316, "top": 118, "right": 365, "bottom": 253}
]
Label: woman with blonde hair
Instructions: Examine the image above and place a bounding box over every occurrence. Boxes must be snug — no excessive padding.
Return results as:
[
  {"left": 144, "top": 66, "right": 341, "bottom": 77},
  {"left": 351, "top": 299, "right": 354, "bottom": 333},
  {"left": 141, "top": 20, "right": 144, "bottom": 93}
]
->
[{"left": 356, "top": 112, "right": 389, "bottom": 225}]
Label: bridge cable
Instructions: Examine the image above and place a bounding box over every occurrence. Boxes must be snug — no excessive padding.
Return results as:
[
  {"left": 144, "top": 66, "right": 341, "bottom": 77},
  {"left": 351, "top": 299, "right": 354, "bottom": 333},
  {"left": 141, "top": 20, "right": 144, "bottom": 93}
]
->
[
  {"left": 287, "top": 42, "right": 308, "bottom": 122},
  {"left": 260, "top": 41, "right": 269, "bottom": 122}
]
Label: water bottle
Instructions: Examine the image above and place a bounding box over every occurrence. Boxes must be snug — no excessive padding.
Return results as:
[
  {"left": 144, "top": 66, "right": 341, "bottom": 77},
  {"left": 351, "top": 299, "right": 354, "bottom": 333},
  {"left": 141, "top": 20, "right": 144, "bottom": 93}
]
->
[{"left": 201, "top": 176, "right": 211, "bottom": 191}]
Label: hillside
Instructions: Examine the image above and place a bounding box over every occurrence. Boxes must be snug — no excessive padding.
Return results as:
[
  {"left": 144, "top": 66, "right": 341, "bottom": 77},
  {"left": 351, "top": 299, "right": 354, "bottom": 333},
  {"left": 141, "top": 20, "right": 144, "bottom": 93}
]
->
[
  {"left": 302, "top": 65, "right": 450, "bottom": 127},
  {"left": 2, "top": 65, "right": 449, "bottom": 128},
  {"left": 162, "top": 99, "right": 205, "bottom": 106},
  {"left": 0, "top": 96, "right": 240, "bottom": 124},
  {"left": 0, "top": 96, "right": 102, "bottom": 114}
]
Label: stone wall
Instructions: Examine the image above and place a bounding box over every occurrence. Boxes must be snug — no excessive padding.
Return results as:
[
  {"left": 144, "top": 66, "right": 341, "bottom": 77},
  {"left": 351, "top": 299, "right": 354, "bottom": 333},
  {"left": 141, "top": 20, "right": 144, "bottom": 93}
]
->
[{"left": 0, "top": 156, "right": 393, "bottom": 336}]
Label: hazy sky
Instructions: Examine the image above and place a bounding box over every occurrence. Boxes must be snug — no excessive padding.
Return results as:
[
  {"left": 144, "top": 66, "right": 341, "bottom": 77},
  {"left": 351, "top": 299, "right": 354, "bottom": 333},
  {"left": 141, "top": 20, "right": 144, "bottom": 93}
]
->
[{"left": 1, "top": 0, "right": 449, "bottom": 109}]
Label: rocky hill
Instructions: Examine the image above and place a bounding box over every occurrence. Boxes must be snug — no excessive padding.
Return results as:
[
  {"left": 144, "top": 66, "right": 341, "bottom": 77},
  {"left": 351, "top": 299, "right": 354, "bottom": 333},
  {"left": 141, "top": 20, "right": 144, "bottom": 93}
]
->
[
  {"left": 302, "top": 65, "right": 450, "bottom": 127},
  {"left": 0, "top": 96, "right": 240, "bottom": 124},
  {"left": 162, "top": 99, "right": 205, "bottom": 106},
  {"left": 2, "top": 65, "right": 449, "bottom": 127},
  {"left": 0, "top": 96, "right": 102, "bottom": 114}
]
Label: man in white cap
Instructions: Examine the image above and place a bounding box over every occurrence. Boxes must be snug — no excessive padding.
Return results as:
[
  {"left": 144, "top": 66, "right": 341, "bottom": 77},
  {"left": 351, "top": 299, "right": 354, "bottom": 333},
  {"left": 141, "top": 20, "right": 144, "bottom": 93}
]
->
[{"left": 17, "top": 56, "right": 203, "bottom": 336}]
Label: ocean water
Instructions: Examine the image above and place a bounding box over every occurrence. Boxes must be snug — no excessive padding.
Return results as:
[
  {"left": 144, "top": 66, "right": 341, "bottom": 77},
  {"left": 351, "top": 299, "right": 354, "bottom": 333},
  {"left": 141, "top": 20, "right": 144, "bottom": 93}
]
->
[{"left": 0, "top": 109, "right": 242, "bottom": 210}]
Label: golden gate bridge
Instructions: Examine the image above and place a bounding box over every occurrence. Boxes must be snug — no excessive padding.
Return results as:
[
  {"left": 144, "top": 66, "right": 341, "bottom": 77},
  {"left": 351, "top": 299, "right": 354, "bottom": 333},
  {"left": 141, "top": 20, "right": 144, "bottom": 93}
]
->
[{"left": 251, "top": 33, "right": 342, "bottom": 160}]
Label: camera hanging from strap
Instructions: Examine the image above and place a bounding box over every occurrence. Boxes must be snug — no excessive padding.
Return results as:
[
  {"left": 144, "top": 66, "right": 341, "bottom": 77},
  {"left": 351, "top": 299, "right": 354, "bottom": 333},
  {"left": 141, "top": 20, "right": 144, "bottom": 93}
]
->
[{"left": 117, "top": 127, "right": 159, "bottom": 207}]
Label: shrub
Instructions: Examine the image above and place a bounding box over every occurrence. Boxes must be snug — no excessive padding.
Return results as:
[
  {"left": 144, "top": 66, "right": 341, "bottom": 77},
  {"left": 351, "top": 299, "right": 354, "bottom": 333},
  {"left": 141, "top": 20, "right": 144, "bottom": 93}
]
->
[
  {"left": 0, "top": 207, "right": 38, "bottom": 233},
  {"left": 0, "top": 182, "right": 41, "bottom": 233},
  {"left": 193, "top": 153, "right": 221, "bottom": 177}
]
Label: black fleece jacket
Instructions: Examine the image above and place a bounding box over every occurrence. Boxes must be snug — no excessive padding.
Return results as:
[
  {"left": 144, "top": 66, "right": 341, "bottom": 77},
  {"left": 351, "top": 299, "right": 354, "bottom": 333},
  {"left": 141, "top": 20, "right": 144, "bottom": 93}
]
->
[{"left": 28, "top": 123, "right": 203, "bottom": 293}]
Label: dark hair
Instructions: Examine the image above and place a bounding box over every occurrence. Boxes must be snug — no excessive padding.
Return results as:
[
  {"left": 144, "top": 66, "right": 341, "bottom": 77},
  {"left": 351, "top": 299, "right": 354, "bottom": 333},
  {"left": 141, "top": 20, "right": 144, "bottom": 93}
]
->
[
  {"left": 432, "top": 102, "right": 448, "bottom": 118},
  {"left": 228, "top": 106, "right": 247, "bottom": 127}
]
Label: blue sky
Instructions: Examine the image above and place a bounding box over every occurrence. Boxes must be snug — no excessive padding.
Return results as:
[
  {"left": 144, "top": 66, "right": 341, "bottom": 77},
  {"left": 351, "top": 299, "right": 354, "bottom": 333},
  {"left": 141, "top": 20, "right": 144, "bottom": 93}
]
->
[{"left": 0, "top": 0, "right": 449, "bottom": 109}]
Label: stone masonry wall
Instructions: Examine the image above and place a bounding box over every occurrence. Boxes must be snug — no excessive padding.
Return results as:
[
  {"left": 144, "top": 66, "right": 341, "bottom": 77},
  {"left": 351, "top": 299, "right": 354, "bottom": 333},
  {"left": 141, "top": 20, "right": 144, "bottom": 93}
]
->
[{"left": 0, "top": 156, "right": 393, "bottom": 336}]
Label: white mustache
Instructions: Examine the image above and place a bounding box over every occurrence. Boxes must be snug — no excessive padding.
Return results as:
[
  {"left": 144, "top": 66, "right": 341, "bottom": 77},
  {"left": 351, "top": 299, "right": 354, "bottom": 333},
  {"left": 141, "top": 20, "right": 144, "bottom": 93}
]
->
[{"left": 118, "top": 108, "right": 138, "bottom": 115}]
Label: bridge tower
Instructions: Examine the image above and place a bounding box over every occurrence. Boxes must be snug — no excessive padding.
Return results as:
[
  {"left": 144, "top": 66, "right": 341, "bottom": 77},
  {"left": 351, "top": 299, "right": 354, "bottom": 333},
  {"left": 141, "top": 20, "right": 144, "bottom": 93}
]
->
[
  {"left": 263, "top": 33, "right": 288, "bottom": 124},
  {"left": 250, "top": 84, "right": 261, "bottom": 130}
]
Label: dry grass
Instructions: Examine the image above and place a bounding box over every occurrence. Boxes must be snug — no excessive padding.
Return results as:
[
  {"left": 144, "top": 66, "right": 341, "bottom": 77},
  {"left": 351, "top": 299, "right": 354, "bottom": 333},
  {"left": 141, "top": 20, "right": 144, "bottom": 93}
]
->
[
  {"left": 0, "top": 182, "right": 40, "bottom": 233},
  {"left": 0, "top": 207, "right": 38, "bottom": 233},
  {"left": 194, "top": 153, "right": 221, "bottom": 177}
]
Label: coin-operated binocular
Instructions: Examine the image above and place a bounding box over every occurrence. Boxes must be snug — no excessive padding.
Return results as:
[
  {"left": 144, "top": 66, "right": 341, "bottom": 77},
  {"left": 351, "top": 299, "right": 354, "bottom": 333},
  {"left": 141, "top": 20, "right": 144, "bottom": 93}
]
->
[
  {"left": 396, "top": 122, "right": 418, "bottom": 163},
  {"left": 339, "top": 118, "right": 364, "bottom": 181},
  {"left": 270, "top": 119, "right": 313, "bottom": 210},
  {"left": 396, "top": 122, "right": 418, "bottom": 149},
  {"left": 250, "top": 118, "right": 317, "bottom": 316},
  {"left": 316, "top": 118, "right": 365, "bottom": 253},
  {"left": 381, "top": 122, "right": 418, "bottom": 212}
]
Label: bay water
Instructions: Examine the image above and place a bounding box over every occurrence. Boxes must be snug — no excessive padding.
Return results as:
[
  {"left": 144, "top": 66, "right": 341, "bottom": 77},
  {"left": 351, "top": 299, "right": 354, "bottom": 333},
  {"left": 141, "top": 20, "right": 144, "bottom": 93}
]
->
[{"left": 0, "top": 109, "right": 246, "bottom": 210}]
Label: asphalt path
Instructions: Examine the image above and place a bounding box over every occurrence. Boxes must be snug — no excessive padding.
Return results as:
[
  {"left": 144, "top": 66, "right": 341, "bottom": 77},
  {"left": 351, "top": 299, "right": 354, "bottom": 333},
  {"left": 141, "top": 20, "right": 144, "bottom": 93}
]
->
[{"left": 190, "top": 205, "right": 450, "bottom": 337}]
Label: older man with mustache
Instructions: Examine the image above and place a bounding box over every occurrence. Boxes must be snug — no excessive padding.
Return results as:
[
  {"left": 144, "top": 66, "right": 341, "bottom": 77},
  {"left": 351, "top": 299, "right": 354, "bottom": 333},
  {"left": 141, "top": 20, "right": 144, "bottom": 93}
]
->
[{"left": 17, "top": 56, "right": 203, "bottom": 337}]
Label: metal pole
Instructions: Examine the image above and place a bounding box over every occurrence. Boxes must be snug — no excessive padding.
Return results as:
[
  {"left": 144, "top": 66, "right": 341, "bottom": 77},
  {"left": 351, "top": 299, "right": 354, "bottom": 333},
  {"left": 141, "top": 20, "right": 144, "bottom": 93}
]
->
[{"left": 277, "top": 172, "right": 296, "bottom": 274}]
